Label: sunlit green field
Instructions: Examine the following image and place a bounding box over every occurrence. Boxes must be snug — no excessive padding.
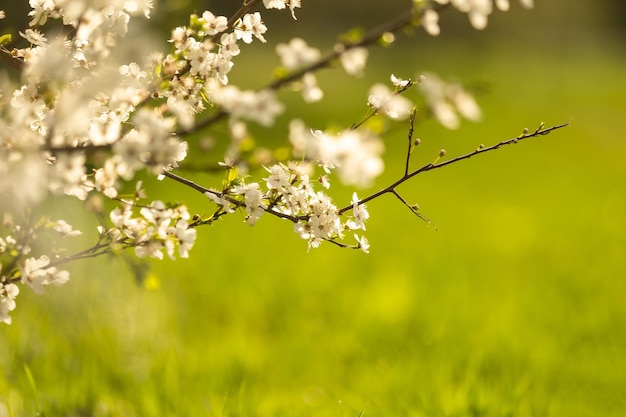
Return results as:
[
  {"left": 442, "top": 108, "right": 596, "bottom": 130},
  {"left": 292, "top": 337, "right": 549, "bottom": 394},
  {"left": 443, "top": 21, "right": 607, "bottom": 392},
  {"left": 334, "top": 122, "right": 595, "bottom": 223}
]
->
[{"left": 2, "top": 6, "right": 625, "bottom": 417}]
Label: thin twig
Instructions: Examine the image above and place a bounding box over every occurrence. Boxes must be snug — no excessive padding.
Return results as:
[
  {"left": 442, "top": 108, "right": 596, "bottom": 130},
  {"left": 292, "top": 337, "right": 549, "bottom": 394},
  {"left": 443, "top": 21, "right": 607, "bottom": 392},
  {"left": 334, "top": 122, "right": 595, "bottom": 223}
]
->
[
  {"left": 0, "top": 46, "right": 24, "bottom": 71},
  {"left": 161, "top": 170, "right": 301, "bottom": 222},
  {"left": 405, "top": 107, "right": 417, "bottom": 176},
  {"left": 47, "top": 242, "right": 113, "bottom": 268},
  {"left": 338, "top": 121, "right": 570, "bottom": 214},
  {"left": 390, "top": 188, "right": 435, "bottom": 227}
]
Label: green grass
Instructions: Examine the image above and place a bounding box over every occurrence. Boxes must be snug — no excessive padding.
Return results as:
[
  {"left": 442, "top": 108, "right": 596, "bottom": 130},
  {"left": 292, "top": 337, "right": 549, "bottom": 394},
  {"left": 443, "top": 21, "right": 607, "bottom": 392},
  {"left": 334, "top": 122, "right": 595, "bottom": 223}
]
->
[{"left": 1, "top": 18, "right": 625, "bottom": 417}]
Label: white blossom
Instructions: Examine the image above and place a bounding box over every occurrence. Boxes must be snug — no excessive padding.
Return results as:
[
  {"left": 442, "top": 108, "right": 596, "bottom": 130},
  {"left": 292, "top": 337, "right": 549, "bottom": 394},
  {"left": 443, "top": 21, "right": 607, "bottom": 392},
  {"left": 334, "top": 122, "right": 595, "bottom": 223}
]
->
[
  {"left": 234, "top": 12, "right": 267, "bottom": 44},
  {"left": 19, "top": 29, "right": 48, "bottom": 46},
  {"left": 233, "top": 182, "right": 267, "bottom": 225},
  {"left": 289, "top": 120, "right": 384, "bottom": 188},
  {"left": 264, "top": 164, "right": 293, "bottom": 191},
  {"left": 198, "top": 11, "right": 228, "bottom": 36},
  {"left": 430, "top": 0, "right": 533, "bottom": 30},
  {"left": 418, "top": 72, "right": 481, "bottom": 129},
  {"left": 339, "top": 47, "right": 368, "bottom": 77},
  {"left": 0, "top": 281, "right": 19, "bottom": 325},
  {"left": 205, "top": 191, "right": 236, "bottom": 213},
  {"left": 208, "top": 85, "right": 284, "bottom": 126},
  {"left": 354, "top": 234, "right": 370, "bottom": 254},
  {"left": 53, "top": 220, "right": 82, "bottom": 237},
  {"left": 421, "top": 9, "right": 440, "bottom": 36},
  {"left": 263, "top": 0, "right": 300, "bottom": 19},
  {"left": 368, "top": 83, "right": 413, "bottom": 120},
  {"left": 20, "top": 255, "right": 70, "bottom": 294},
  {"left": 276, "top": 38, "right": 321, "bottom": 70},
  {"left": 346, "top": 193, "right": 369, "bottom": 231},
  {"left": 301, "top": 73, "right": 323, "bottom": 103}
]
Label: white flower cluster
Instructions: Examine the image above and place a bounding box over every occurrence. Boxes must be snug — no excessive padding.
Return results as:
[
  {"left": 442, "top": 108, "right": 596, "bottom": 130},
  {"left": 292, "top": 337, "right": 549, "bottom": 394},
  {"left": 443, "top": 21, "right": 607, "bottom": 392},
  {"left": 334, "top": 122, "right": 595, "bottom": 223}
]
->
[
  {"left": 0, "top": 1, "right": 163, "bottom": 210},
  {"left": 164, "top": 10, "right": 293, "bottom": 127},
  {"left": 204, "top": 163, "right": 370, "bottom": 251},
  {"left": 422, "top": 0, "right": 534, "bottom": 34},
  {"left": 20, "top": 255, "right": 70, "bottom": 294},
  {"left": 267, "top": 164, "right": 369, "bottom": 251},
  {"left": 109, "top": 200, "right": 197, "bottom": 260}
]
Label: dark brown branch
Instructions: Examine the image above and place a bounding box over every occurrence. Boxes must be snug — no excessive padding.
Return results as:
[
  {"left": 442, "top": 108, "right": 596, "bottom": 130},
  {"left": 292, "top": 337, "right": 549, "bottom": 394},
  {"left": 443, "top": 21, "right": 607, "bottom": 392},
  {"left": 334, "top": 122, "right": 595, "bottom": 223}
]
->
[
  {"left": 227, "top": 0, "right": 263, "bottom": 32},
  {"left": 161, "top": 170, "right": 301, "bottom": 222},
  {"left": 47, "top": 242, "right": 113, "bottom": 268}
]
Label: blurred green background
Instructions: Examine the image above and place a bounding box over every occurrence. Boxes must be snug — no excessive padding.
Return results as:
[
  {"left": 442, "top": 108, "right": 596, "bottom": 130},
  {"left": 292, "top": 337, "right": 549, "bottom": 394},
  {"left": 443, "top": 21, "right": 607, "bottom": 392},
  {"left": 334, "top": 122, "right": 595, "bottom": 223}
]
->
[{"left": 1, "top": 1, "right": 625, "bottom": 416}]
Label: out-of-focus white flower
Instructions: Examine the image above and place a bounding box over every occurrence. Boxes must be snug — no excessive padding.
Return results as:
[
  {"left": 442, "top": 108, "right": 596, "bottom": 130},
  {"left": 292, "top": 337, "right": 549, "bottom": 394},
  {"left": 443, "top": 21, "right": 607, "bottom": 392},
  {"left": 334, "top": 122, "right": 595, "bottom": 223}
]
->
[
  {"left": 208, "top": 85, "right": 284, "bottom": 126},
  {"left": 368, "top": 83, "right": 413, "bottom": 120},
  {"left": 54, "top": 220, "right": 82, "bottom": 237},
  {"left": 339, "top": 47, "right": 368, "bottom": 77},
  {"left": 432, "top": 100, "right": 460, "bottom": 129},
  {"left": 20, "top": 255, "right": 70, "bottom": 294},
  {"left": 276, "top": 38, "right": 321, "bottom": 70},
  {"left": 447, "top": 83, "right": 482, "bottom": 121},
  {"left": 289, "top": 120, "right": 384, "bottom": 188},
  {"left": 427, "top": 0, "right": 531, "bottom": 30},
  {"left": 421, "top": 9, "right": 440, "bottom": 36},
  {"left": 135, "top": 239, "right": 164, "bottom": 260},
  {"left": 0, "top": 280, "right": 19, "bottom": 325},
  {"left": 495, "top": 0, "right": 510, "bottom": 11},
  {"left": 94, "top": 159, "right": 120, "bottom": 198},
  {"left": 419, "top": 72, "right": 481, "bottom": 129},
  {"left": 28, "top": 0, "right": 59, "bottom": 26},
  {"left": 301, "top": 73, "right": 323, "bottom": 103}
]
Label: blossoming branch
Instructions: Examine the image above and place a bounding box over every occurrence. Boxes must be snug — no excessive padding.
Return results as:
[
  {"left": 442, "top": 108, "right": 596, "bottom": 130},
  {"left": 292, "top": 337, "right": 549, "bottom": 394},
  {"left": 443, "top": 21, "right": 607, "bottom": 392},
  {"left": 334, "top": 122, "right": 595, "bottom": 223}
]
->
[{"left": 0, "top": 0, "right": 566, "bottom": 325}]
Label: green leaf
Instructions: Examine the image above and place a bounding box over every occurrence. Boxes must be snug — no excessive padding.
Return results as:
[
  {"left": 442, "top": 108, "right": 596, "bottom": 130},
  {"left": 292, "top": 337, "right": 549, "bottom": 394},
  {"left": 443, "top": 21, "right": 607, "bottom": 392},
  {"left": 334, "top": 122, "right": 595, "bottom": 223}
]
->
[
  {"left": 0, "top": 33, "right": 12, "bottom": 46},
  {"left": 228, "top": 166, "right": 239, "bottom": 183}
]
